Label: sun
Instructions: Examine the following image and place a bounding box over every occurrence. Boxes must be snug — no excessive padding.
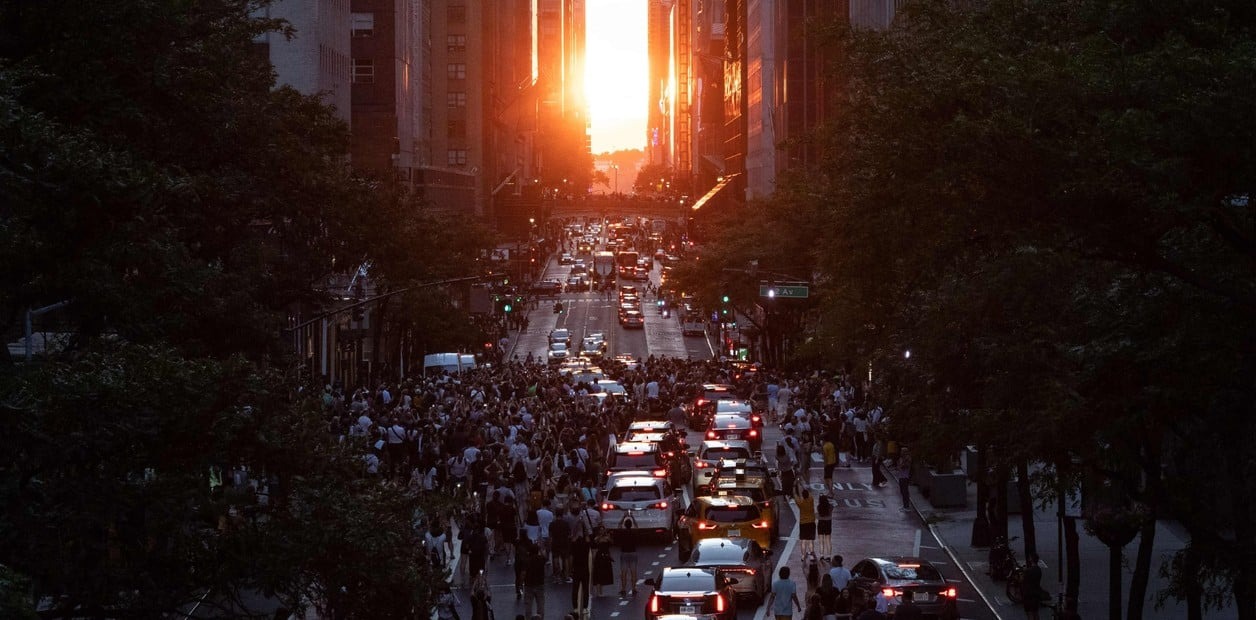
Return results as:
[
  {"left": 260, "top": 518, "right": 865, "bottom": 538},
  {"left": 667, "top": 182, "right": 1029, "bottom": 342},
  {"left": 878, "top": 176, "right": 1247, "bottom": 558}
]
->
[{"left": 585, "top": 0, "right": 648, "bottom": 153}]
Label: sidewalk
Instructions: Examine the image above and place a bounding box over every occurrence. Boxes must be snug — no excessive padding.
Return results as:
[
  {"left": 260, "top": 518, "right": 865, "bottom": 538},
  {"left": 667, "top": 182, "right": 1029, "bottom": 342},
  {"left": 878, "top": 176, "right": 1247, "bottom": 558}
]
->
[{"left": 901, "top": 467, "right": 1211, "bottom": 619}]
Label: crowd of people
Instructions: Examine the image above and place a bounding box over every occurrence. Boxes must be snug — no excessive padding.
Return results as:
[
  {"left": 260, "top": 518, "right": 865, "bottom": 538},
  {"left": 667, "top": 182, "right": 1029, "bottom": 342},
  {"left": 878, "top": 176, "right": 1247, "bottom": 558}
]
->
[{"left": 325, "top": 352, "right": 912, "bottom": 619}]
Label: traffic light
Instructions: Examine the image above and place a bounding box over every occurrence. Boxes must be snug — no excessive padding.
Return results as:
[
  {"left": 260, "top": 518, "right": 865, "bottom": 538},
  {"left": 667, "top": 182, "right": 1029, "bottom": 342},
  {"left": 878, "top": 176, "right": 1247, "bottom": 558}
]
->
[
  {"left": 721, "top": 295, "right": 730, "bottom": 303},
  {"left": 503, "top": 302, "right": 513, "bottom": 313}
]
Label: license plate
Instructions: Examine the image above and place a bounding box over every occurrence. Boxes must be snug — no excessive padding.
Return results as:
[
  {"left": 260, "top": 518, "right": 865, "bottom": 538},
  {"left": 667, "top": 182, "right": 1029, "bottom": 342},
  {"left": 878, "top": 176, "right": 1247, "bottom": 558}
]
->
[
  {"left": 679, "top": 606, "right": 698, "bottom": 614},
  {"left": 727, "top": 433, "right": 740, "bottom": 439},
  {"left": 727, "top": 529, "right": 741, "bottom": 537},
  {"left": 915, "top": 592, "right": 934, "bottom": 602}
]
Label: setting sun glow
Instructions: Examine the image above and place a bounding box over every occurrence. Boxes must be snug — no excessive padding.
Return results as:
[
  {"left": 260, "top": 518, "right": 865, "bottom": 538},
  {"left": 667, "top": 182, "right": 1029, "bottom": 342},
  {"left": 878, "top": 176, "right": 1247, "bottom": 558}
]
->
[{"left": 586, "top": 0, "right": 648, "bottom": 154}]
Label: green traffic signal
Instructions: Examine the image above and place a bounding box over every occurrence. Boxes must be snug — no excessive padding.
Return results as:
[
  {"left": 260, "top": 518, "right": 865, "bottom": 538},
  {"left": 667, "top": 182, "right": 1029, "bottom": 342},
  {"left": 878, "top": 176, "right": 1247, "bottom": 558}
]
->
[
  {"left": 721, "top": 295, "right": 730, "bottom": 303},
  {"left": 504, "top": 304, "right": 512, "bottom": 312}
]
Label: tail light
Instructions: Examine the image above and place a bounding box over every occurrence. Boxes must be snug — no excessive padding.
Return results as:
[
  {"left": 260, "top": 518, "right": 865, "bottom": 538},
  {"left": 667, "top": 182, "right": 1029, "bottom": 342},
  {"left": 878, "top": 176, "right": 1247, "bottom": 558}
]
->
[
  {"left": 696, "top": 399, "right": 708, "bottom": 406},
  {"left": 650, "top": 594, "right": 660, "bottom": 613},
  {"left": 748, "top": 430, "right": 758, "bottom": 437},
  {"left": 715, "top": 593, "right": 726, "bottom": 612},
  {"left": 697, "top": 521, "right": 718, "bottom": 530},
  {"left": 882, "top": 587, "right": 900, "bottom": 598},
  {"left": 751, "top": 520, "right": 770, "bottom": 529},
  {"left": 694, "top": 460, "right": 710, "bottom": 468},
  {"left": 652, "top": 469, "right": 667, "bottom": 477},
  {"left": 649, "top": 501, "right": 669, "bottom": 509},
  {"left": 707, "top": 431, "right": 717, "bottom": 439},
  {"left": 751, "top": 415, "right": 761, "bottom": 424},
  {"left": 943, "top": 587, "right": 958, "bottom": 598},
  {"left": 601, "top": 503, "right": 614, "bottom": 510}
]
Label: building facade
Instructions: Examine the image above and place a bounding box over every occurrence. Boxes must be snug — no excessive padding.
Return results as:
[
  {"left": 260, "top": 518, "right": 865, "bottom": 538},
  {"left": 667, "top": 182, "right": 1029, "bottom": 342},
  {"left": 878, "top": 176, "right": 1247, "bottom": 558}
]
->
[{"left": 259, "top": 0, "right": 353, "bottom": 124}]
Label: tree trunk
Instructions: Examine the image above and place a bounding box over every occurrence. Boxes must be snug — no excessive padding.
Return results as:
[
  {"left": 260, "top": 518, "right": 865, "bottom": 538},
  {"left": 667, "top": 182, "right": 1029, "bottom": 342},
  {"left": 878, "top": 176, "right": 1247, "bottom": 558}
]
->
[
  {"left": 992, "top": 463, "right": 1009, "bottom": 542},
  {"left": 971, "top": 445, "right": 991, "bottom": 547},
  {"left": 1128, "top": 513, "right": 1156, "bottom": 619},
  {"left": 1017, "top": 459, "right": 1037, "bottom": 557},
  {"left": 1109, "top": 544, "right": 1123, "bottom": 620},
  {"left": 1064, "top": 516, "right": 1081, "bottom": 617}
]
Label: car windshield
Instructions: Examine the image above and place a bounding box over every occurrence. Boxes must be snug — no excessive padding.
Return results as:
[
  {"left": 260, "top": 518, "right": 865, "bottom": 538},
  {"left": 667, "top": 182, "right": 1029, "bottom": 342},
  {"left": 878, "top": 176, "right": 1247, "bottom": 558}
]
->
[
  {"left": 885, "top": 563, "right": 943, "bottom": 581},
  {"left": 550, "top": 343, "right": 567, "bottom": 351},
  {"left": 714, "top": 487, "right": 767, "bottom": 502},
  {"left": 706, "top": 505, "right": 760, "bottom": 522},
  {"left": 702, "top": 447, "right": 750, "bottom": 461},
  {"left": 552, "top": 330, "right": 569, "bottom": 339},
  {"left": 690, "top": 547, "right": 743, "bottom": 565},
  {"left": 607, "top": 486, "right": 661, "bottom": 501},
  {"left": 658, "top": 571, "right": 716, "bottom": 592},
  {"left": 715, "top": 402, "right": 751, "bottom": 413}
]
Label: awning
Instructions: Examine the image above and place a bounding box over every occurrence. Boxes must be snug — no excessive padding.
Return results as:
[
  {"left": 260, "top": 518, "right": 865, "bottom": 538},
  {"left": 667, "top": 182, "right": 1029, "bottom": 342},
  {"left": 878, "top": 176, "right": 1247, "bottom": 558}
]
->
[{"left": 690, "top": 174, "right": 739, "bottom": 212}]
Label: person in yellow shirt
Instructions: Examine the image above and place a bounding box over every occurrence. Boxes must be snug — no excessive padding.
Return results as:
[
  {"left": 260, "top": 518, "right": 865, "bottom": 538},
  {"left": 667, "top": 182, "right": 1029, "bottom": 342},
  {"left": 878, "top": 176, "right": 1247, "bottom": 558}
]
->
[
  {"left": 795, "top": 488, "right": 817, "bottom": 557},
  {"left": 822, "top": 438, "right": 838, "bottom": 488}
]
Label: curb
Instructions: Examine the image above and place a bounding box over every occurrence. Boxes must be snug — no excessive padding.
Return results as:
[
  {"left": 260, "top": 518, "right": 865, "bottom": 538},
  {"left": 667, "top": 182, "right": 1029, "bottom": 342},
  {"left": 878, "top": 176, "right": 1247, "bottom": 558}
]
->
[{"left": 902, "top": 467, "right": 1004, "bottom": 620}]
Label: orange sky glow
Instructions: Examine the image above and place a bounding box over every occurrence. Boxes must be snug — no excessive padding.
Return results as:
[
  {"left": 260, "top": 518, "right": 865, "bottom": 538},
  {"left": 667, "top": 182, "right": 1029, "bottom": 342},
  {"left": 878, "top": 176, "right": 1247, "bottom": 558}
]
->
[{"left": 585, "top": 0, "right": 648, "bottom": 154}]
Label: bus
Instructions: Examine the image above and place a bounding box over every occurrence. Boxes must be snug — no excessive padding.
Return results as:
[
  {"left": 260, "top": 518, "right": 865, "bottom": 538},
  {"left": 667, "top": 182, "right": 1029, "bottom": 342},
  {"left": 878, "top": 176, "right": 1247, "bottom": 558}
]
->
[{"left": 616, "top": 250, "right": 639, "bottom": 277}]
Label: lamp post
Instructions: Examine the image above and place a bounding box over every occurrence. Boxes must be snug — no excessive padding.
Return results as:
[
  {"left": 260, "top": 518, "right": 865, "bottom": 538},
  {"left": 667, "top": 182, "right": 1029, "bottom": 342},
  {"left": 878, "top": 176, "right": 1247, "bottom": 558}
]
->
[{"left": 610, "top": 164, "right": 619, "bottom": 195}]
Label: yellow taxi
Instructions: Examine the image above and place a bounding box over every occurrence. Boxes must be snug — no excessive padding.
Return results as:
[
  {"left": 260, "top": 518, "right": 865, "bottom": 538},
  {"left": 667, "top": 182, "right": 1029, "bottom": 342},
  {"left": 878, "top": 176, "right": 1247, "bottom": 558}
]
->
[
  {"left": 707, "top": 469, "right": 780, "bottom": 541},
  {"left": 678, "top": 495, "right": 773, "bottom": 561}
]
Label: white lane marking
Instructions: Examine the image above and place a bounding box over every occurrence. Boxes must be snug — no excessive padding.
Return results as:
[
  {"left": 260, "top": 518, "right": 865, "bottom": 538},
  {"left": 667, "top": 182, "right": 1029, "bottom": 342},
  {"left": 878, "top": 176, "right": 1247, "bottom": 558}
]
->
[
  {"left": 665, "top": 546, "right": 674, "bottom": 551},
  {"left": 618, "top": 600, "right": 630, "bottom": 606},
  {"left": 657, "top": 553, "right": 666, "bottom": 558},
  {"left": 753, "top": 493, "right": 801, "bottom": 620},
  {"left": 927, "top": 523, "right": 1006, "bottom": 620},
  {"left": 610, "top": 612, "right": 621, "bottom": 617},
  {"left": 947, "top": 578, "right": 964, "bottom": 583},
  {"left": 651, "top": 561, "right": 660, "bottom": 566},
  {"left": 919, "top": 544, "right": 940, "bottom": 549},
  {"left": 913, "top": 528, "right": 922, "bottom": 556}
]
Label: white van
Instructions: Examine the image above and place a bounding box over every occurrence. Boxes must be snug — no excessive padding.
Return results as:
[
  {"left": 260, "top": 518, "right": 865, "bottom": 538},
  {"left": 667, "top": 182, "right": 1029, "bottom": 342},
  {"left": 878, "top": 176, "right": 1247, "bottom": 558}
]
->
[{"left": 422, "top": 353, "right": 478, "bottom": 376}]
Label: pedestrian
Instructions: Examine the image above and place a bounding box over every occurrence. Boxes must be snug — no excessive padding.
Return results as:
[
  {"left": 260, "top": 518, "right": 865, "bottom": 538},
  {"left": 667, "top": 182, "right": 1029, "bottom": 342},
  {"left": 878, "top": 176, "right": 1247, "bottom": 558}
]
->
[
  {"left": 815, "top": 574, "right": 840, "bottom": 620},
  {"left": 796, "top": 488, "right": 816, "bottom": 557},
  {"left": 550, "top": 506, "right": 572, "bottom": 582},
  {"left": 435, "top": 584, "right": 459, "bottom": 620},
  {"left": 833, "top": 588, "right": 854, "bottom": 620},
  {"left": 870, "top": 435, "right": 887, "bottom": 488},
  {"left": 827, "top": 555, "right": 852, "bottom": 592},
  {"left": 1022, "top": 551, "right": 1045, "bottom": 620},
  {"left": 618, "top": 518, "right": 639, "bottom": 597},
  {"left": 522, "top": 541, "right": 547, "bottom": 619},
  {"left": 804, "top": 592, "right": 825, "bottom": 620},
  {"left": 592, "top": 526, "right": 615, "bottom": 596},
  {"left": 896, "top": 449, "right": 913, "bottom": 512},
  {"left": 817, "top": 495, "right": 834, "bottom": 558},
  {"left": 570, "top": 529, "right": 592, "bottom": 611},
  {"left": 766, "top": 566, "right": 803, "bottom": 620},
  {"left": 470, "top": 571, "right": 492, "bottom": 620},
  {"left": 822, "top": 437, "right": 838, "bottom": 488}
]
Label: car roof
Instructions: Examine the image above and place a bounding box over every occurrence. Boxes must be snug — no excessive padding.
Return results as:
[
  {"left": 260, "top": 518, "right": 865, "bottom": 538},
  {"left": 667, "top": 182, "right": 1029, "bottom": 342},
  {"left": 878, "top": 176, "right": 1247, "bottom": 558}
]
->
[
  {"left": 700, "top": 439, "right": 752, "bottom": 451},
  {"left": 714, "top": 400, "right": 753, "bottom": 410},
  {"left": 608, "top": 476, "right": 664, "bottom": 487},
  {"left": 630, "top": 420, "right": 674, "bottom": 429},
  {"left": 690, "top": 538, "right": 755, "bottom": 564},
  {"left": 702, "top": 383, "right": 734, "bottom": 391},
  {"left": 696, "top": 495, "right": 755, "bottom": 507},
  {"left": 660, "top": 566, "right": 718, "bottom": 577},
  {"left": 616, "top": 442, "right": 657, "bottom": 452}
]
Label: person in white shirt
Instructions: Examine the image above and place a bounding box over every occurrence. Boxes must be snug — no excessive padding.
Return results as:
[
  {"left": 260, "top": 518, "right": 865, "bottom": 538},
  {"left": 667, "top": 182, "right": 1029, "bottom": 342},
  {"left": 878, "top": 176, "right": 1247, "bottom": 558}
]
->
[
  {"left": 646, "top": 379, "right": 660, "bottom": 400},
  {"left": 537, "top": 499, "right": 556, "bottom": 557},
  {"left": 462, "top": 444, "right": 481, "bottom": 465}
]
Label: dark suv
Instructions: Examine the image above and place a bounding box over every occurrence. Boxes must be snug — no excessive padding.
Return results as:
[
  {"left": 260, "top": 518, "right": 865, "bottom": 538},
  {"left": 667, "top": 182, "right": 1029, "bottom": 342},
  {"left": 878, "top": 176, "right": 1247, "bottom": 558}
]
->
[
  {"left": 687, "top": 383, "right": 736, "bottom": 430},
  {"left": 644, "top": 567, "right": 738, "bottom": 620}
]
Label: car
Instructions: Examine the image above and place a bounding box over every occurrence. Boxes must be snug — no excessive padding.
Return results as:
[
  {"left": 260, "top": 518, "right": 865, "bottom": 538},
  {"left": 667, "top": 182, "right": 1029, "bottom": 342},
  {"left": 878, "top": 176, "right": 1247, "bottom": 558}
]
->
[
  {"left": 688, "top": 384, "right": 737, "bottom": 429},
  {"left": 607, "top": 442, "right": 670, "bottom": 479},
  {"left": 628, "top": 420, "right": 678, "bottom": 434},
  {"left": 547, "top": 342, "right": 570, "bottom": 363},
  {"left": 848, "top": 557, "right": 960, "bottom": 618},
  {"left": 621, "top": 310, "right": 645, "bottom": 328},
  {"left": 620, "top": 302, "right": 640, "bottom": 316},
  {"left": 655, "top": 248, "right": 667, "bottom": 263},
  {"left": 685, "top": 538, "right": 772, "bottom": 604},
  {"left": 580, "top": 337, "right": 604, "bottom": 359},
  {"left": 690, "top": 440, "right": 753, "bottom": 489},
  {"left": 600, "top": 475, "right": 677, "bottom": 541},
  {"left": 533, "top": 278, "right": 563, "bottom": 295},
  {"left": 560, "top": 252, "right": 574, "bottom": 265},
  {"left": 633, "top": 266, "right": 650, "bottom": 281},
  {"left": 705, "top": 414, "right": 761, "bottom": 452},
  {"left": 587, "top": 332, "right": 608, "bottom": 351},
  {"left": 573, "top": 259, "right": 587, "bottom": 271},
  {"left": 712, "top": 399, "right": 764, "bottom": 429},
  {"left": 613, "top": 354, "right": 640, "bottom": 371},
  {"left": 596, "top": 379, "right": 628, "bottom": 399},
  {"left": 618, "top": 284, "right": 638, "bottom": 298},
  {"left": 549, "top": 328, "right": 572, "bottom": 347},
  {"left": 571, "top": 369, "right": 606, "bottom": 385},
  {"left": 644, "top": 567, "right": 738, "bottom": 620},
  {"left": 705, "top": 466, "right": 780, "bottom": 540},
  {"left": 677, "top": 496, "right": 773, "bottom": 561},
  {"left": 567, "top": 274, "right": 586, "bottom": 289}
]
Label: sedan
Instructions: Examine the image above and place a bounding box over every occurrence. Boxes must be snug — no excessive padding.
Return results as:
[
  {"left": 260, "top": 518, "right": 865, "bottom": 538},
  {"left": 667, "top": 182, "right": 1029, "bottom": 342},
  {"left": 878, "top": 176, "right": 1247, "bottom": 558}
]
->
[
  {"left": 686, "top": 538, "right": 772, "bottom": 604},
  {"left": 547, "top": 342, "right": 570, "bottom": 363},
  {"left": 645, "top": 567, "right": 738, "bottom": 620},
  {"left": 705, "top": 414, "right": 761, "bottom": 452},
  {"left": 621, "top": 310, "right": 645, "bottom": 328},
  {"left": 849, "top": 557, "right": 959, "bottom": 618}
]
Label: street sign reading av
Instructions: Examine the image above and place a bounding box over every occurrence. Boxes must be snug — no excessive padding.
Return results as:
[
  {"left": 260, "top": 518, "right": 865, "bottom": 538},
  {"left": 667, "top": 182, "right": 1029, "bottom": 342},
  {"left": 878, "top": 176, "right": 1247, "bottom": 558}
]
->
[{"left": 760, "top": 284, "right": 809, "bottom": 299}]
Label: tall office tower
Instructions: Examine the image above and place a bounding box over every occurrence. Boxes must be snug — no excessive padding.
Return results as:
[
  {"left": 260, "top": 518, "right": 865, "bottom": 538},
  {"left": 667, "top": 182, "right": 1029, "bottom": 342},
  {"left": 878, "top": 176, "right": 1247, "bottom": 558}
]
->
[{"left": 258, "top": 0, "right": 353, "bottom": 125}]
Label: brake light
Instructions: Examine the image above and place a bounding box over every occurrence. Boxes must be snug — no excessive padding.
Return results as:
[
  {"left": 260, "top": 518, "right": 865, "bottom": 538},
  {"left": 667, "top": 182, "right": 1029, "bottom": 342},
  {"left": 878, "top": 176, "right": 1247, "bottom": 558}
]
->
[
  {"left": 652, "top": 469, "right": 667, "bottom": 477},
  {"left": 715, "top": 593, "right": 725, "bottom": 612},
  {"left": 697, "top": 521, "right": 718, "bottom": 530},
  {"left": 751, "top": 520, "right": 770, "bottom": 529},
  {"left": 696, "top": 399, "right": 708, "bottom": 406},
  {"left": 650, "top": 594, "right": 659, "bottom": 613},
  {"left": 601, "top": 503, "right": 613, "bottom": 511},
  {"left": 650, "top": 501, "right": 669, "bottom": 509},
  {"left": 707, "top": 431, "right": 717, "bottom": 439},
  {"left": 882, "top": 587, "right": 899, "bottom": 598},
  {"left": 694, "top": 460, "right": 709, "bottom": 468},
  {"left": 943, "top": 587, "right": 958, "bottom": 598},
  {"left": 628, "top": 451, "right": 645, "bottom": 456},
  {"left": 752, "top": 415, "right": 761, "bottom": 423},
  {"left": 748, "top": 430, "right": 758, "bottom": 437}
]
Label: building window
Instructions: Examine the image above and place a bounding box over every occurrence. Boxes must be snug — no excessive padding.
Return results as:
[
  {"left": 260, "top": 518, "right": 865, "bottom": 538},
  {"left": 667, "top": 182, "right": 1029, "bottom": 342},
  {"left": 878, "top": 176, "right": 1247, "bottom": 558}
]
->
[
  {"left": 447, "top": 92, "right": 467, "bottom": 107},
  {"left": 447, "top": 149, "right": 468, "bottom": 166},
  {"left": 447, "top": 120, "right": 466, "bottom": 139},
  {"left": 448, "top": 6, "right": 466, "bottom": 23},
  {"left": 351, "top": 12, "right": 374, "bottom": 37},
  {"left": 447, "top": 34, "right": 466, "bottom": 53},
  {"left": 447, "top": 63, "right": 466, "bottom": 80},
  {"left": 352, "top": 58, "right": 374, "bottom": 84}
]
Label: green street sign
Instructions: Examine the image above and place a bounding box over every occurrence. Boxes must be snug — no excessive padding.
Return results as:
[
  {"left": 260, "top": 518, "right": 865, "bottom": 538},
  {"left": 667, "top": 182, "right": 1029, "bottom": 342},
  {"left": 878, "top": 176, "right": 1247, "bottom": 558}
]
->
[{"left": 760, "top": 284, "right": 809, "bottom": 299}]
